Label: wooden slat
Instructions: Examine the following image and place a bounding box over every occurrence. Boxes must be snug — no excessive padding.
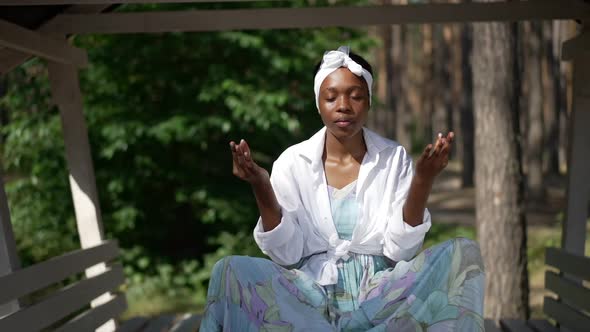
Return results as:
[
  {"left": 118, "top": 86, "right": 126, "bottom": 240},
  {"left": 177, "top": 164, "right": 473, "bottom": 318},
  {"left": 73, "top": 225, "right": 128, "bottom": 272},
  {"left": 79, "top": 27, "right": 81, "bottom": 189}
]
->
[
  {"left": 143, "top": 314, "right": 176, "bottom": 332},
  {"left": 500, "top": 319, "right": 535, "bottom": 332},
  {"left": 484, "top": 319, "right": 501, "bottom": 332},
  {"left": 0, "top": 19, "right": 87, "bottom": 67},
  {"left": 545, "top": 271, "right": 590, "bottom": 312},
  {"left": 0, "top": 0, "right": 277, "bottom": 4},
  {"left": 46, "top": 1, "right": 590, "bottom": 35},
  {"left": 562, "top": 29, "right": 590, "bottom": 61},
  {"left": 48, "top": 60, "right": 118, "bottom": 331},
  {"left": 561, "top": 48, "right": 590, "bottom": 256},
  {"left": 117, "top": 317, "right": 149, "bottom": 332},
  {"left": 527, "top": 319, "right": 559, "bottom": 332},
  {"left": 0, "top": 5, "right": 110, "bottom": 76},
  {"left": 169, "top": 313, "right": 202, "bottom": 332},
  {"left": 0, "top": 161, "right": 21, "bottom": 317},
  {"left": 0, "top": 264, "right": 125, "bottom": 332},
  {"left": 0, "top": 240, "right": 119, "bottom": 304},
  {"left": 545, "top": 248, "right": 590, "bottom": 280},
  {"left": 55, "top": 294, "right": 127, "bottom": 332},
  {"left": 543, "top": 297, "right": 590, "bottom": 331}
]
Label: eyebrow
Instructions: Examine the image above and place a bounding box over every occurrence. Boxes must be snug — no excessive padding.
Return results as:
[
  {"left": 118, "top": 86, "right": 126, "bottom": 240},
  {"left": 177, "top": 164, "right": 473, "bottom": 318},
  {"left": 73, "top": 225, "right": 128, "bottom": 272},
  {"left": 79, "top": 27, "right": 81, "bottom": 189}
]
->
[{"left": 325, "top": 86, "right": 365, "bottom": 92}]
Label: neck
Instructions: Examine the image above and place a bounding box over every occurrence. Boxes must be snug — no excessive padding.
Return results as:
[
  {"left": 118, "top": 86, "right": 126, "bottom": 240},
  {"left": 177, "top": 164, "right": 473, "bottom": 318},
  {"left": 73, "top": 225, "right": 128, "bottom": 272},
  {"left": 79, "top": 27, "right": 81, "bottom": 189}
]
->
[{"left": 324, "top": 129, "right": 366, "bottom": 163}]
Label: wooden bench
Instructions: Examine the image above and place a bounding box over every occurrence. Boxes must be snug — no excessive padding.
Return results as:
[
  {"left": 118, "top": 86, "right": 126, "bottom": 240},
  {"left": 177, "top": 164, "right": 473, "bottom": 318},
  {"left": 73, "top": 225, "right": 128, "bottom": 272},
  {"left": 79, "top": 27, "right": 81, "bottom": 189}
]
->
[
  {"left": 485, "top": 247, "right": 590, "bottom": 332},
  {"left": 0, "top": 241, "right": 125, "bottom": 332},
  {"left": 0, "top": 239, "right": 203, "bottom": 332}
]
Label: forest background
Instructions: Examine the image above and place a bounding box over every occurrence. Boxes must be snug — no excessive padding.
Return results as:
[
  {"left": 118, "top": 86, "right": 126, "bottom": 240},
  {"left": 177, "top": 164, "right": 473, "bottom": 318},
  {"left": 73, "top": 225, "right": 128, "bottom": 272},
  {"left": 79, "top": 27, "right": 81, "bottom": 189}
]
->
[{"left": 1, "top": 0, "right": 588, "bottom": 319}]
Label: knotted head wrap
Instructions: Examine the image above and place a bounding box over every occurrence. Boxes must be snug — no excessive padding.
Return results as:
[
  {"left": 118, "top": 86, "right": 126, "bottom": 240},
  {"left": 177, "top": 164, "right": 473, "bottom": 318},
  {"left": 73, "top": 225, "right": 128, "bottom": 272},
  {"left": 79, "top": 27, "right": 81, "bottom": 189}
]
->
[{"left": 313, "top": 46, "right": 373, "bottom": 111}]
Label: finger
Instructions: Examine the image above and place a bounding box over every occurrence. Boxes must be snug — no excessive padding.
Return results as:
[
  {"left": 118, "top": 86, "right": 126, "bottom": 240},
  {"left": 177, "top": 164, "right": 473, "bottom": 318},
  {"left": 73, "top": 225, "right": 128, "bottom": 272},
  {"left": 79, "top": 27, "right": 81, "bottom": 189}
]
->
[
  {"left": 235, "top": 143, "right": 247, "bottom": 168},
  {"left": 447, "top": 131, "right": 455, "bottom": 144},
  {"left": 230, "top": 141, "right": 239, "bottom": 163},
  {"left": 423, "top": 144, "right": 433, "bottom": 159},
  {"left": 241, "top": 139, "right": 252, "bottom": 162},
  {"left": 237, "top": 139, "right": 256, "bottom": 173},
  {"left": 439, "top": 140, "right": 451, "bottom": 158},
  {"left": 432, "top": 133, "right": 443, "bottom": 155}
]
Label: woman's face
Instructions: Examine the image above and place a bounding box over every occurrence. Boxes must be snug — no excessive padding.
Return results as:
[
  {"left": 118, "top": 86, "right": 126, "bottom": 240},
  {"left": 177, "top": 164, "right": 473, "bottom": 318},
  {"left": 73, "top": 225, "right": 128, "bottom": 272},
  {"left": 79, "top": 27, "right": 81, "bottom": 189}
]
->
[{"left": 317, "top": 67, "right": 370, "bottom": 139}]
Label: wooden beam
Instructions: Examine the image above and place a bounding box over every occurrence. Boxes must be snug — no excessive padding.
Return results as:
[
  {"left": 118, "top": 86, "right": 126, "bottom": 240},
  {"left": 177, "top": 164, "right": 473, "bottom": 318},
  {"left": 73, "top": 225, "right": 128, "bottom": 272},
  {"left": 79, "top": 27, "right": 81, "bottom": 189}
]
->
[
  {"left": 0, "top": 167, "right": 20, "bottom": 318},
  {"left": 0, "top": 19, "right": 87, "bottom": 67},
  {"left": 46, "top": 1, "right": 590, "bottom": 35},
  {"left": 0, "top": 265, "right": 125, "bottom": 332},
  {"left": 543, "top": 297, "right": 590, "bottom": 331},
  {"left": 117, "top": 317, "right": 149, "bottom": 332},
  {"left": 545, "top": 271, "right": 590, "bottom": 312},
  {"left": 545, "top": 248, "right": 590, "bottom": 280},
  {"left": 561, "top": 26, "right": 590, "bottom": 256},
  {"left": 562, "top": 32, "right": 590, "bottom": 61},
  {"left": 0, "top": 47, "right": 34, "bottom": 76},
  {"left": 0, "top": 241, "right": 120, "bottom": 305},
  {"left": 0, "top": 5, "right": 109, "bottom": 76},
  {"left": 47, "top": 60, "right": 116, "bottom": 332},
  {"left": 55, "top": 295, "right": 127, "bottom": 332},
  {"left": 0, "top": 0, "right": 273, "bottom": 4}
]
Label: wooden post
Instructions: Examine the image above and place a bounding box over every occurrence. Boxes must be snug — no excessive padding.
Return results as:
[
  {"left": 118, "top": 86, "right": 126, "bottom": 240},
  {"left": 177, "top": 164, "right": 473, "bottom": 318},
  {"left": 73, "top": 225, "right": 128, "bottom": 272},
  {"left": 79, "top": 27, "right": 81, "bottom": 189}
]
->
[
  {"left": 561, "top": 23, "right": 590, "bottom": 255},
  {"left": 47, "top": 60, "right": 116, "bottom": 332},
  {"left": 0, "top": 168, "right": 20, "bottom": 318}
]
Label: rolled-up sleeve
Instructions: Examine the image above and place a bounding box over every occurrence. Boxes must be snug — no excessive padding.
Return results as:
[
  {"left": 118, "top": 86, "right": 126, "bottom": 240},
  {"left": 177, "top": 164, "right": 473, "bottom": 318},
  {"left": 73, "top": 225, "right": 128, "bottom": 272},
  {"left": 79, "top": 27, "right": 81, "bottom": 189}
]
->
[
  {"left": 252, "top": 153, "right": 304, "bottom": 266},
  {"left": 383, "top": 153, "right": 432, "bottom": 262}
]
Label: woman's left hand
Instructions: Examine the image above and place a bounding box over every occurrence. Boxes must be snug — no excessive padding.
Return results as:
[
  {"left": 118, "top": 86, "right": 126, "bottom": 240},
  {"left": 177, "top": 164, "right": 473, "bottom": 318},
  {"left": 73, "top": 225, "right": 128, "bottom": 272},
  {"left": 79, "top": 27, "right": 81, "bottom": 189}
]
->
[{"left": 415, "top": 132, "right": 454, "bottom": 182}]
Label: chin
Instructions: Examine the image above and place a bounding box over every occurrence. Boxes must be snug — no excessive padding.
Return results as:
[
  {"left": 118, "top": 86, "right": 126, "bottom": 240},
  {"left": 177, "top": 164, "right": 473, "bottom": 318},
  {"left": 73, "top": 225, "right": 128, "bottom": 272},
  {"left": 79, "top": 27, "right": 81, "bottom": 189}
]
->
[{"left": 328, "top": 124, "right": 362, "bottom": 138}]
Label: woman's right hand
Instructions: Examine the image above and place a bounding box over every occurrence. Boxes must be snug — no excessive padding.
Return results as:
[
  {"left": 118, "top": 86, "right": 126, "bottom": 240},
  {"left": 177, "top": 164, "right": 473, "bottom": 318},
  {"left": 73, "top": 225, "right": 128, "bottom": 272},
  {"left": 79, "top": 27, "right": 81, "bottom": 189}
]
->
[{"left": 230, "top": 139, "right": 269, "bottom": 186}]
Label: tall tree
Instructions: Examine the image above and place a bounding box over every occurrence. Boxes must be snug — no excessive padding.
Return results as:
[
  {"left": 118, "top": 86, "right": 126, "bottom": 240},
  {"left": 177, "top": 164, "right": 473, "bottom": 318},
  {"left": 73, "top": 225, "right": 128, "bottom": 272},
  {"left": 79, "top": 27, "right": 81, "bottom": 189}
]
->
[
  {"left": 542, "top": 21, "right": 559, "bottom": 176},
  {"left": 460, "top": 23, "right": 475, "bottom": 187},
  {"left": 372, "top": 21, "right": 395, "bottom": 138},
  {"left": 392, "top": 1, "right": 411, "bottom": 149},
  {"left": 524, "top": 21, "right": 545, "bottom": 201},
  {"left": 472, "top": 2, "right": 529, "bottom": 320}
]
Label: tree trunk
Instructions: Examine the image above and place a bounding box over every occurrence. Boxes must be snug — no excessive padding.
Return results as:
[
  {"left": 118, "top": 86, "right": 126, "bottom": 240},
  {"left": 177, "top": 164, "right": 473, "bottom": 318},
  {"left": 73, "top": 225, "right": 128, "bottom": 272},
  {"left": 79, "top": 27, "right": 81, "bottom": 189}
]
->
[
  {"left": 422, "top": 24, "right": 434, "bottom": 143},
  {"left": 543, "top": 21, "right": 559, "bottom": 176},
  {"left": 393, "top": 23, "right": 412, "bottom": 149},
  {"left": 374, "top": 23, "right": 394, "bottom": 138},
  {"left": 525, "top": 21, "right": 545, "bottom": 201},
  {"left": 432, "top": 25, "right": 448, "bottom": 140},
  {"left": 556, "top": 20, "right": 574, "bottom": 173},
  {"left": 460, "top": 23, "right": 475, "bottom": 187},
  {"left": 472, "top": 9, "right": 530, "bottom": 320}
]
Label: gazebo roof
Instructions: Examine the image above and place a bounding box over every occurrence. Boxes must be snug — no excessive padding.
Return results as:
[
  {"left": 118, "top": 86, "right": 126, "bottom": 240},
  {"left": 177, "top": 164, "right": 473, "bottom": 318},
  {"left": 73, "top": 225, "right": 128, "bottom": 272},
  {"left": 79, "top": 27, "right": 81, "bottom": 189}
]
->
[{"left": 0, "top": 1, "right": 589, "bottom": 331}]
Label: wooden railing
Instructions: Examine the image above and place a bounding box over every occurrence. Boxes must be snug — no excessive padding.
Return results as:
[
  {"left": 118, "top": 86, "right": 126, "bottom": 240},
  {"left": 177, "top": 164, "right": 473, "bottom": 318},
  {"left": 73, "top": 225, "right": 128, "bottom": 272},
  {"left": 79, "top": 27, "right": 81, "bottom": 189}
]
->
[
  {"left": 543, "top": 248, "right": 590, "bottom": 331},
  {"left": 486, "top": 248, "right": 590, "bottom": 332},
  {"left": 0, "top": 240, "right": 126, "bottom": 332}
]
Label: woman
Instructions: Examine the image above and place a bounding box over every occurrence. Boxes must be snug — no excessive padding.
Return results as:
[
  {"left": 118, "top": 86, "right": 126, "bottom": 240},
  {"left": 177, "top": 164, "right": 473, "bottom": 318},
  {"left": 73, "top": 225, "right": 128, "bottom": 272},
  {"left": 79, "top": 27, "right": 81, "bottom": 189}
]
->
[{"left": 200, "top": 46, "right": 485, "bottom": 331}]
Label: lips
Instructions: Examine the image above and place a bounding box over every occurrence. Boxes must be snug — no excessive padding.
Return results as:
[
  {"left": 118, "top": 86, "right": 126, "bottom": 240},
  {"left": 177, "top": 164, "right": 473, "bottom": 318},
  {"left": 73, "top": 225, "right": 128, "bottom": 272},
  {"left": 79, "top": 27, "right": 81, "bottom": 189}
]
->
[{"left": 335, "top": 119, "right": 354, "bottom": 128}]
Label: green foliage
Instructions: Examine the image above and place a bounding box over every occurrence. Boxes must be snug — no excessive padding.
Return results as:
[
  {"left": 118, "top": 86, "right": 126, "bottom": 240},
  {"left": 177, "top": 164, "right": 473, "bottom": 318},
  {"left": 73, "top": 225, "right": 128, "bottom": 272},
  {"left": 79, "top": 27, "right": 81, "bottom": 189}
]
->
[
  {"left": 1, "top": 61, "right": 79, "bottom": 265},
  {"left": 1, "top": 0, "right": 375, "bottom": 313}
]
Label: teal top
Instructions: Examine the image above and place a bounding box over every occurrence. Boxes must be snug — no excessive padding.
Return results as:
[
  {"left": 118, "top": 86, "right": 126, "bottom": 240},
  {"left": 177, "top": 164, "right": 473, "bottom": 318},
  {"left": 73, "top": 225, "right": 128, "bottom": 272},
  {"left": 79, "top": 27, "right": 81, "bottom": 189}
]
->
[{"left": 326, "top": 180, "right": 391, "bottom": 316}]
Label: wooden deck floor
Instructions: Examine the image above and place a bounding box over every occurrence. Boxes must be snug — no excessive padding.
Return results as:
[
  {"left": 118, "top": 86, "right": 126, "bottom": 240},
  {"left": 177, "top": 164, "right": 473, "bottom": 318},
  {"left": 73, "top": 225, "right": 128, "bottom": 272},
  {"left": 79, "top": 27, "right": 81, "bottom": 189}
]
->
[
  {"left": 118, "top": 316, "right": 558, "bottom": 332},
  {"left": 118, "top": 314, "right": 202, "bottom": 332}
]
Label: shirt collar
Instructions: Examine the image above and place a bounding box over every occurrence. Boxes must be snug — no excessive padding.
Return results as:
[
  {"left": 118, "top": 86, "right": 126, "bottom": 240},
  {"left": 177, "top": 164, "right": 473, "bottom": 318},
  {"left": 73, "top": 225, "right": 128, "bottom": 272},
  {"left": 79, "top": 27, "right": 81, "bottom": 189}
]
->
[{"left": 298, "top": 126, "right": 391, "bottom": 169}]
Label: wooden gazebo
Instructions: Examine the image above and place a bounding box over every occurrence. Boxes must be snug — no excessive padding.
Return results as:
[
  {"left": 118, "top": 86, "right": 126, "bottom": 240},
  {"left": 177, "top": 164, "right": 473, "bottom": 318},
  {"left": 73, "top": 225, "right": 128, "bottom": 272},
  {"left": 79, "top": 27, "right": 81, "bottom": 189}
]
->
[{"left": 0, "top": 1, "right": 589, "bottom": 331}]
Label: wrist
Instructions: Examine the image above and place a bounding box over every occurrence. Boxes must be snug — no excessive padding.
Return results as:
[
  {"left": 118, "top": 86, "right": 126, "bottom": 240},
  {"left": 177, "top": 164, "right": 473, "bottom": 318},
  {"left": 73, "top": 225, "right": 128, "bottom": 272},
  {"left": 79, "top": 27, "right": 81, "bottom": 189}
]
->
[
  {"left": 250, "top": 171, "right": 270, "bottom": 189},
  {"left": 413, "top": 173, "right": 434, "bottom": 187}
]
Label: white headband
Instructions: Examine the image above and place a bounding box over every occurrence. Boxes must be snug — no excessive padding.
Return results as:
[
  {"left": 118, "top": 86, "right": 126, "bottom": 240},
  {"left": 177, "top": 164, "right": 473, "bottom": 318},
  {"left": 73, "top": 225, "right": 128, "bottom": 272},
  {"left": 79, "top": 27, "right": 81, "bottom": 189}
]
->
[{"left": 313, "top": 46, "right": 373, "bottom": 111}]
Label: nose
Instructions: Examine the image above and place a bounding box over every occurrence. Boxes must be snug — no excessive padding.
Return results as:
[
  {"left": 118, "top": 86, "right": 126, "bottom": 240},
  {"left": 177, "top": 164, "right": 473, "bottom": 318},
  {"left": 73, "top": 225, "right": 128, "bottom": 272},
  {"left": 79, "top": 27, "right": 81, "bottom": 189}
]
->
[{"left": 336, "top": 96, "right": 352, "bottom": 113}]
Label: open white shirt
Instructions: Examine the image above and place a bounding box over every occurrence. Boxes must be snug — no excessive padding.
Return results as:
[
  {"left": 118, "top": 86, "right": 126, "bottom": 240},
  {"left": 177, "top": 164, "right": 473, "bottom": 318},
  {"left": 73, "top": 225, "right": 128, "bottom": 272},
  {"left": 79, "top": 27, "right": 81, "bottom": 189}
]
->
[{"left": 253, "top": 127, "right": 431, "bottom": 286}]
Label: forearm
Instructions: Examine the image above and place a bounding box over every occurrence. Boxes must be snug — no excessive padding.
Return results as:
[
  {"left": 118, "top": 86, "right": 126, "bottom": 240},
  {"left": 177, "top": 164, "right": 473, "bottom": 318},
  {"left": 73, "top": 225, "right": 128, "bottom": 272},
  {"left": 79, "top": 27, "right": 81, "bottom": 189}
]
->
[
  {"left": 402, "top": 175, "right": 434, "bottom": 227},
  {"left": 251, "top": 178, "right": 282, "bottom": 231}
]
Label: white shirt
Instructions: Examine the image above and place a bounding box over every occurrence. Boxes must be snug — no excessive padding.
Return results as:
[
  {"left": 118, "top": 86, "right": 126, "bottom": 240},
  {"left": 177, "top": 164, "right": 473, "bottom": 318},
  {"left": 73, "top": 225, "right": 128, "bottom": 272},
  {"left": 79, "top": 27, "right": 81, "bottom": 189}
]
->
[{"left": 253, "top": 127, "right": 431, "bottom": 285}]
